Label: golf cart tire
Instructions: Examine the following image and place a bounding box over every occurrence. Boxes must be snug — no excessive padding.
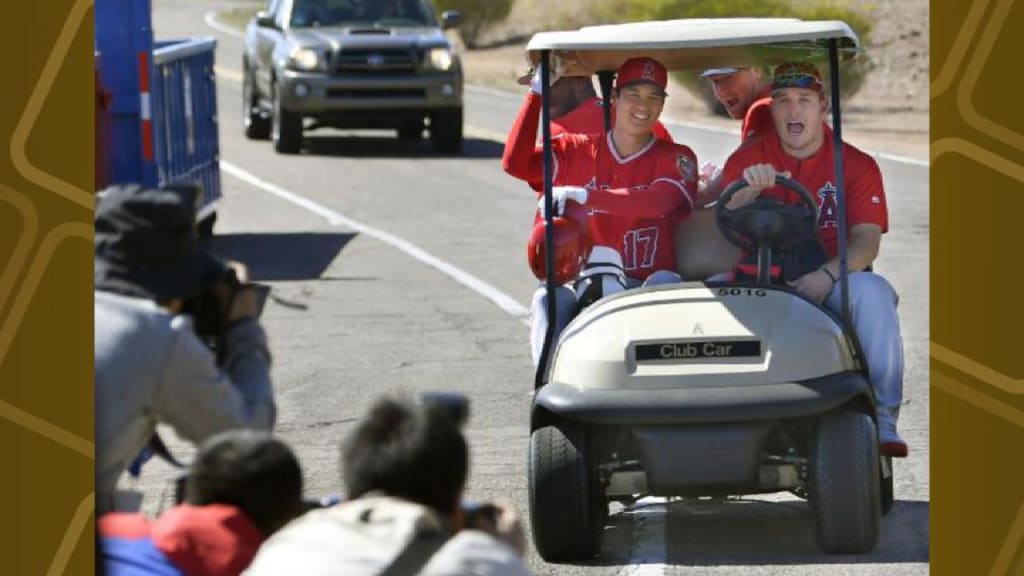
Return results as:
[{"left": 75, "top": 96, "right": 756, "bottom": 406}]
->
[
  {"left": 243, "top": 64, "right": 270, "bottom": 140},
  {"left": 430, "top": 107, "right": 463, "bottom": 154},
  {"left": 880, "top": 458, "right": 895, "bottom": 516},
  {"left": 529, "top": 423, "right": 603, "bottom": 561},
  {"left": 272, "top": 84, "right": 302, "bottom": 154},
  {"left": 811, "top": 410, "right": 881, "bottom": 553}
]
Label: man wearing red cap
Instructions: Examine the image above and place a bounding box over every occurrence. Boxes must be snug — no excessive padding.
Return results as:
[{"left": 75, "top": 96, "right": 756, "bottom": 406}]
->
[
  {"left": 515, "top": 71, "right": 674, "bottom": 193},
  {"left": 515, "top": 70, "right": 674, "bottom": 143},
  {"left": 719, "top": 61, "right": 908, "bottom": 457},
  {"left": 503, "top": 56, "right": 698, "bottom": 367}
]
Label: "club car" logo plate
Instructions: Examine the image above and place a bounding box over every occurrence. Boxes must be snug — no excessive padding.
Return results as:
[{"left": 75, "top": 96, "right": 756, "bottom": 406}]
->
[{"left": 635, "top": 340, "right": 762, "bottom": 361}]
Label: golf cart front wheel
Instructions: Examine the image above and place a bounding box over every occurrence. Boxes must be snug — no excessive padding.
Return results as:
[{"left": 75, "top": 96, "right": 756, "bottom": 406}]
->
[
  {"left": 811, "top": 409, "right": 881, "bottom": 553},
  {"left": 529, "top": 423, "right": 603, "bottom": 561}
]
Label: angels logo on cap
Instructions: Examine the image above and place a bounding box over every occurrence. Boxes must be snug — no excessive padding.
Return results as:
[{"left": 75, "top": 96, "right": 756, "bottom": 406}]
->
[
  {"left": 615, "top": 57, "right": 668, "bottom": 92},
  {"left": 642, "top": 61, "right": 656, "bottom": 82}
]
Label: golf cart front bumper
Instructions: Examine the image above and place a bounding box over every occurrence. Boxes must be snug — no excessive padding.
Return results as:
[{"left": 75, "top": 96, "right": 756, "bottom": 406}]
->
[
  {"left": 536, "top": 366, "right": 872, "bottom": 494},
  {"left": 534, "top": 370, "right": 870, "bottom": 425},
  {"left": 535, "top": 370, "right": 872, "bottom": 495}
]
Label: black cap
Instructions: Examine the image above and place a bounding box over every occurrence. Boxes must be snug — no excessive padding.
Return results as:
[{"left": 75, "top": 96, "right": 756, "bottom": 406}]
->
[{"left": 95, "top": 183, "right": 228, "bottom": 301}]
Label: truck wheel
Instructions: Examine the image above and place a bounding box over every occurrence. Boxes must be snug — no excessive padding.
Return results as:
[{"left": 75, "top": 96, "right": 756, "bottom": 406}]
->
[
  {"left": 272, "top": 84, "right": 302, "bottom": 154},
  {"left": 397, "top": 121, "right": 424, "bottom": 141},
  {"left": 430, "top": 107, "right": 463, "bottom": 154},
  {"left": 811, "top": 410, "right": 881, "bottom": 553},
  {"left": 243, "top": 65, "right": 270, "bottom": 140},
  {"left": 529, "top": 423, "right": 603, "bottom": 562}
]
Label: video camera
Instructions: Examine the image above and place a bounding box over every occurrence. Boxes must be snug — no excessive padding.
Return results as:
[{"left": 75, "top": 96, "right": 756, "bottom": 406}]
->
[{"left": 182, "top": 265, "right": 270, "bottom": 364}]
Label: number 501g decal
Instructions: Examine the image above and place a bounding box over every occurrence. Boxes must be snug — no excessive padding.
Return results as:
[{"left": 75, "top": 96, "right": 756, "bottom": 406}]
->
[{"left": 718, "top": 287, "right": 767, "bottom": 297}]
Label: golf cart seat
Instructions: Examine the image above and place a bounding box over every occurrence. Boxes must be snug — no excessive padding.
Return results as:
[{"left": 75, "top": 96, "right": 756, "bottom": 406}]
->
[{"left": 675, "top": 207, "right": 741, "bottom": 281}]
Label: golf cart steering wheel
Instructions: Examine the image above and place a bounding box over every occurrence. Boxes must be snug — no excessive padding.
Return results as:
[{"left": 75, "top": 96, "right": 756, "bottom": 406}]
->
[{"left": 715, "top": 175, "right": 819, "bottom": 253}]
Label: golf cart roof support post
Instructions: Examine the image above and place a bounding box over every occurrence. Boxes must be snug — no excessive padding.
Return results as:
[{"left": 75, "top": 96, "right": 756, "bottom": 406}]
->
[
  {"left": 598, "top": 70, "right": 615, "bottom": 132},
  {"left": 828, "top": 38, "right": 851, "bottom": 328},
  {"left": 536, "top": 49, "right": 557, "bottom": 389}
]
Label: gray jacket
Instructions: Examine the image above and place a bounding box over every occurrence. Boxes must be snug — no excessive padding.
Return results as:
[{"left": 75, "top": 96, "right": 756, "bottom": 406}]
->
[
  {"left": 95, "top": 291, "right": 275, "bottom": 514},
  {"left": 244, "top": 496, "right": 532, "bottom": 576}
]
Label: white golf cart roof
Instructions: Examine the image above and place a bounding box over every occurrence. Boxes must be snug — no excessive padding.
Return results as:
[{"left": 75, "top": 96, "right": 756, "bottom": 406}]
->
[{"left": 525, "top": 18, "right": 860, "bottom": 76}]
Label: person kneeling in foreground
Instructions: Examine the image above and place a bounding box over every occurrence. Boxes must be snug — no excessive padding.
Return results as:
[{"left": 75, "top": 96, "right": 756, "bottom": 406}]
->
[
  {"left": 243, "top": 396, "right": 532, "bottom": 576},
  {"left": 99, "top": 430, "right": 304, "bottom": 575}
]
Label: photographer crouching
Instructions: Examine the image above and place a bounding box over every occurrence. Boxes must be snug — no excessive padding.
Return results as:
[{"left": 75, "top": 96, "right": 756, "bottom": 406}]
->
[
  {"left": 244, "top": 395, "right": 532, "bottom": 576},
  {"left": 95, "top": 183, "right": 275, "bottom": 515}
]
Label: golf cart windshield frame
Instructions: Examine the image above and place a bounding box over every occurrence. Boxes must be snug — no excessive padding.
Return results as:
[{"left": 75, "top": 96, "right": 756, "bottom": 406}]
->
[{"left": 530, "top": 19, "right": 861, "bottom": 389}]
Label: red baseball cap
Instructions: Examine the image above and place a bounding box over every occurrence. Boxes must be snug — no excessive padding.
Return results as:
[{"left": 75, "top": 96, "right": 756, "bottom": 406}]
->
[{"left": 615, "top": 57, "right": 668, "bottom": 93}]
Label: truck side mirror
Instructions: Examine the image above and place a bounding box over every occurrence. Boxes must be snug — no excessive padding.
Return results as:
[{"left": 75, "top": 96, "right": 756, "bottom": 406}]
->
[
  {"left": 256, "top": 11, "right": 276, "bottom": 28},
  {"left": 440, "top": 10, "right": 461, "bottom": 30}
]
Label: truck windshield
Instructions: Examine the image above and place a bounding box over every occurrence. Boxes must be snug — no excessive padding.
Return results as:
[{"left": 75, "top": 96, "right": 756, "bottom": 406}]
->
[{"left": 289, "top": 0, "right": 432, "bottom": 28}]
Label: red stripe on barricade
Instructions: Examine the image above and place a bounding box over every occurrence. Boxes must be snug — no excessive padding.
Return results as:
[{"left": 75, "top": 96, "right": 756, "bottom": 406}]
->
[
  {"left": 138, "top": 51, "right": 150, "bottom": 92},
  {"left": 142, "top": 119, "right": 154, "bottom": 162},
  {"left": 139, "top": 51, "right": 153, "bottom": 161}
]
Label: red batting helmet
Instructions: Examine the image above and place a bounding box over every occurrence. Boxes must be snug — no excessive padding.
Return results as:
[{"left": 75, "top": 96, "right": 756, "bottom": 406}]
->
[{"left": 527, "top": 211, "right": 592, "bottom": 285}]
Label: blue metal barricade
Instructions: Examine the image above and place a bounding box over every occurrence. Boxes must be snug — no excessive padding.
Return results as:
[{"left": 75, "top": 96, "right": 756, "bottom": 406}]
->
[
  {"left": 95, "top": 0, "right": 221, "bottom": 222},
  {"left": 152, "top": 38, "right": 221, "bottom": 220}
]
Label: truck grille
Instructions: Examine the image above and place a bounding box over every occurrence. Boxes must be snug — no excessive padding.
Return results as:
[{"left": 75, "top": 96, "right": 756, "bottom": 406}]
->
[
  {"left": 335, "top": 48, "right": 416, "bottom": 75},
  {"left": 327, "top": 88, "right": 425, "bottom": 99}
]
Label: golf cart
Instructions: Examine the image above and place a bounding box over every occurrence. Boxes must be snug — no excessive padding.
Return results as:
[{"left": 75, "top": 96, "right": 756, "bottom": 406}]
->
[{"left": 525, "top": 18, "right": 894, "bottom": 561}]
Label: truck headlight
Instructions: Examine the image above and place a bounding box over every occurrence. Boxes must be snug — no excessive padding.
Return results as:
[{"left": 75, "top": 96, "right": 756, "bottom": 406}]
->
[
  {"left": 426, "top": 47, "right": 453, "bottom": 71},
  {"left": 288, "top": 48, "right": 322, "bottom": 71}
]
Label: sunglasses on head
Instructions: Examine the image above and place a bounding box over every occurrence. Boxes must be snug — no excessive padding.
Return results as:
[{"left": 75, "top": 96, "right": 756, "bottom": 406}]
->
[{"left": 773, "top": 73, "right": 822, "bottom": 90}]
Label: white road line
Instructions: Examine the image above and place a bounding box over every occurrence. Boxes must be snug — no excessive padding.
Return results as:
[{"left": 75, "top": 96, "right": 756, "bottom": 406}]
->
[
  {"left": 204, "top": 11, "right": 245, "bottom": 39},
  {"left": 220, "top": 161, "right": 531, "bottom": 320},
  {"left": 874, "top": 151, "right": 929, "bottom": 167},
  {"left": 667, "top": 118, "right": 739, "bottom": 137},
  {"left": 466, "top": 84, "right": 524, "bottom": 102}
]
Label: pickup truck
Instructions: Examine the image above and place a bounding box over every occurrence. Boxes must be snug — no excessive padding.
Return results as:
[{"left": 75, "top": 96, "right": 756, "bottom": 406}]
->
[{"left": 243, "top": 0, "right": 464, "bottom": 155}]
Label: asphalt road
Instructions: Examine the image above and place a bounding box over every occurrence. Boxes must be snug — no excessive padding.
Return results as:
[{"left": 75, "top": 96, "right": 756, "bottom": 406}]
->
[{"left": 136, "top": 2, "right": 931, "bottom": 573}]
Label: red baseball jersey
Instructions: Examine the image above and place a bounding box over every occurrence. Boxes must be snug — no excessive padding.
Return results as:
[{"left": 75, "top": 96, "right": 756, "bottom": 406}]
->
[
  {"left": 720, "top": 132, "right": 888, "bottom": 258},
  {"left": 504, "top": 94, "right": 697, "bottom": 281},
  {"left": 742, "top": 96, "right": 774, "bottom": 141}
]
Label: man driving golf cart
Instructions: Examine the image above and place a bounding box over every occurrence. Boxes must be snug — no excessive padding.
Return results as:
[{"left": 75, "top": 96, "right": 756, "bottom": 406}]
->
[{"left": 718, "top": 61, "right": 907, "bottom": 457}]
